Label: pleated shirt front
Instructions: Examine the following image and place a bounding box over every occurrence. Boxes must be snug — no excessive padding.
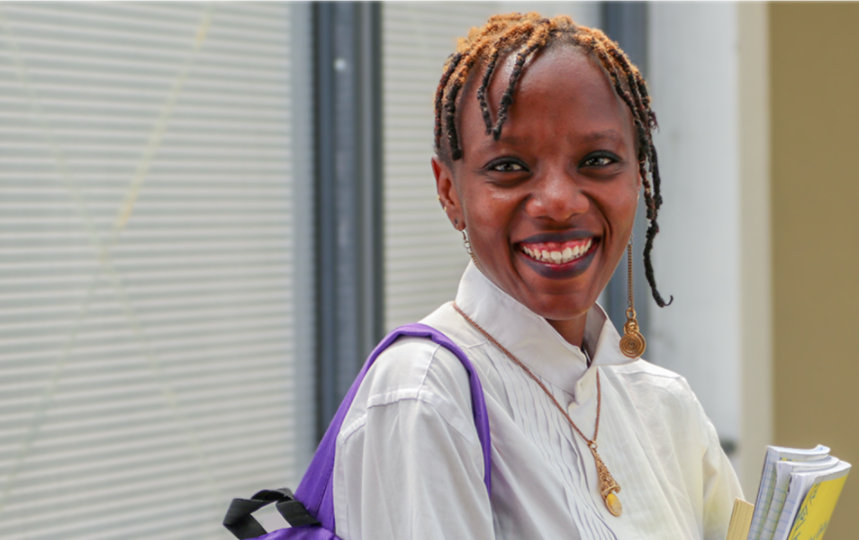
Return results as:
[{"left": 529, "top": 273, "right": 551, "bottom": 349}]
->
[{"left": 332, "top": 263, "right": 742, "bottom": 540}]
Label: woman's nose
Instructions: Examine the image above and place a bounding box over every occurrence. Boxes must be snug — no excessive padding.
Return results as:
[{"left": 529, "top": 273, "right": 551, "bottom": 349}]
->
[{"left": 527, "top": 170, "right": 590, "bottom": 222}]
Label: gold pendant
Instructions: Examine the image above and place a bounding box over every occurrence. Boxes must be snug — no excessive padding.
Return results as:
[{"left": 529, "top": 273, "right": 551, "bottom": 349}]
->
[
  {"left": 619, "top": 308, "right": 646, "bottom": 359},
  {"left": 589, "top": 443, "right": 622, "bottom": 517}
]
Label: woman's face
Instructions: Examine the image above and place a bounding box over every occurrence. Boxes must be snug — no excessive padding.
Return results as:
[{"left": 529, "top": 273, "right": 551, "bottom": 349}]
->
[{"left": 433, "top": 45, "right": 641, "bottom": 343}]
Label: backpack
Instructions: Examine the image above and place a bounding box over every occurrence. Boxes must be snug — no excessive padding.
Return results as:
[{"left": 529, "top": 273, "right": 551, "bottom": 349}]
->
[{"left": 223, "top": 323, "right": 492, "bottom": 539}]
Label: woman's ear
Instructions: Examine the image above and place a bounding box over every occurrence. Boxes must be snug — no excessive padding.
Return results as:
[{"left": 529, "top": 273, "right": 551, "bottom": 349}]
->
[{"left": 432, "top": 156, "right": 465, "bottom": 231}]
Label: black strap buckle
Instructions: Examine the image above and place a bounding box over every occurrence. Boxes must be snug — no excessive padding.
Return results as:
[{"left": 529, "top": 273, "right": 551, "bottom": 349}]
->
[{"left": 223, "top": 487, "right": 320, "bottom": 539}]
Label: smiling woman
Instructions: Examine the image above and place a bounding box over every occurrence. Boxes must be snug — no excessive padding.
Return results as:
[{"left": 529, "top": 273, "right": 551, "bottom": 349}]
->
[
  {"left": 331, "top": 12, "right": 742, "bottom": 540},
  {"left": 434, "top": 47, "right": 640, "bottom": 344}
]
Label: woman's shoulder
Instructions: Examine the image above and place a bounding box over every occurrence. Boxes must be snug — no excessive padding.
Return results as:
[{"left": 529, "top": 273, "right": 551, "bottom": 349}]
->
[
  {"left": 605, "top": 357, "right": 706, "bottom": 414},
  {"left": 609, "top": 356, "right": 694, "bottom": 391},
  {"left": 605, "top": 359, "right": 722, "bottom": 454},
  {"left": 363, "top": 302, "right": 482, "bottom": 395},
  {"left": 361, "top": 334, "right": 472, "bottom": 404},
  {"left": 337, "top": 325, "right": 481, "bottom": 451},
  {"left": 347, "top": 309, "right": 478, "bottom": 415}
]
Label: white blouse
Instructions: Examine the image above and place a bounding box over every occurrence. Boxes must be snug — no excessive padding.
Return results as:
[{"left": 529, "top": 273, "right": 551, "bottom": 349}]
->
[{"left": 332, "top": 263, "right": 743, "bottom": 539}]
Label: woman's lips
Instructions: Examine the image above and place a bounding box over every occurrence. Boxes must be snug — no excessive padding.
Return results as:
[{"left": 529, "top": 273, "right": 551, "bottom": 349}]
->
[
  {"left": 517, "top": 236, "right": 599, "bottom": 277},
  {"left": 520, "top": 238, "right": 594, "bottom": 264}
]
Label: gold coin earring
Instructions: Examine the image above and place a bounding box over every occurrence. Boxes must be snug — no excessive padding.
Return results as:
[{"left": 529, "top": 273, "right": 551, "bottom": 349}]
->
[{"left": 619, "top": 240, "right": 646, "bottom": 358}]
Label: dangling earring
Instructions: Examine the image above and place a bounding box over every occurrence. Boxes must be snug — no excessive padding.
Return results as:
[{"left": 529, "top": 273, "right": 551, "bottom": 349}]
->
[
  {"left": 462, "top": 229, "right": 478, "bottom": 267},
  {"left": 619, "top": 240, "right": 646, "bottom": 358}
]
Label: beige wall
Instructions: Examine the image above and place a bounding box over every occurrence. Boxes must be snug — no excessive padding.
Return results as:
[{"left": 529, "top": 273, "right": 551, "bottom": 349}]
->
[{"left": 770, "top": 4, "right": 859, "bottom": 539}]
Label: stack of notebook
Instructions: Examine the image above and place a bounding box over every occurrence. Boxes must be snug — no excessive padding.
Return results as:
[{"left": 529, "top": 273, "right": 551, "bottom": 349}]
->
[{"left": 726, "top": 444, "right": 850, "bottom": 540}]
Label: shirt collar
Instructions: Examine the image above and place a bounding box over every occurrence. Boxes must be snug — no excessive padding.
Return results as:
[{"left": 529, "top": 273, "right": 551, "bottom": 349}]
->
[{"left": 454, "top": 262, "right": 636, "bottom": 399}]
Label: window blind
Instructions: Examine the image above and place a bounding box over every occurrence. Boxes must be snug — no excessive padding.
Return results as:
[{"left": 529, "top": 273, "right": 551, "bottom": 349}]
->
[{"left": 0, "top": 2, "right": 313, "bottom": 538}]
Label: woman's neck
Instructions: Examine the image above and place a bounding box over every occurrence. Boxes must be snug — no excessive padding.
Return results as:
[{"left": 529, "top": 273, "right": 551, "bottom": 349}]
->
[{"left": 545, "top": 314, "right": 587, "bottom": 349}]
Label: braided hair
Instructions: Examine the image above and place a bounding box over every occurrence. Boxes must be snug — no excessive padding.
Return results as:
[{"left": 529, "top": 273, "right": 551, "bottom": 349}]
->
[{"left": 433, "top": 12, "right": 672, "bottom": 307}]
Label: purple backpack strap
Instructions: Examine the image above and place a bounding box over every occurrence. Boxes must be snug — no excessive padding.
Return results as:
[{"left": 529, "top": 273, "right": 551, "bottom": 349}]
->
[{"left": 294, "top": 323, "right": 492, "bottom": 534}]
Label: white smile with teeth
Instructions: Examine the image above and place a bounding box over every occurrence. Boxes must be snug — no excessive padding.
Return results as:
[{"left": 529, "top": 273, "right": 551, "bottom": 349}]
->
[{"left": 522, "top": 239, "right": 593, "bottom": 264}]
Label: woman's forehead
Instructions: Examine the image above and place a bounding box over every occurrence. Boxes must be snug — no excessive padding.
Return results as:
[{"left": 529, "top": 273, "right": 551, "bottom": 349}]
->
[
  {"left": 502, "top": 46, "right": 607, "bottom": 98},
  {"left": 459, "top": 45, "right": 631, "bottom": 143}
]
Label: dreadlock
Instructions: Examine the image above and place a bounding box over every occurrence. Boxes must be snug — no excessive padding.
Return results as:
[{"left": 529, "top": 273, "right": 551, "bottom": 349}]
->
[{"left": 433, "top": 12, "right": 673, "bottom": 308}]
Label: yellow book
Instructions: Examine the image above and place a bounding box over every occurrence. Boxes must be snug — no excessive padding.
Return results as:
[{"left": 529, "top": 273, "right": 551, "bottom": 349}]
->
[
  {"left": 785, "top": 466, "right": 849, "bottom": 540},
  {"left": 748, "top": 445, "right": 830, "bottom": 539},
  {"left": 742, "top": 444, "right": 850, "bottom": 540}
]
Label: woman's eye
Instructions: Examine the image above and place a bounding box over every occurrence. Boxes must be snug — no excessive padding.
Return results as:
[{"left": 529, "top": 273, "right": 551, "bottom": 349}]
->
[
  {"left": 581, "top": 153, "right": 618, "bottom": 168},
  {"left": 487, "top": 159, "right": 526, "bottom": 173}
]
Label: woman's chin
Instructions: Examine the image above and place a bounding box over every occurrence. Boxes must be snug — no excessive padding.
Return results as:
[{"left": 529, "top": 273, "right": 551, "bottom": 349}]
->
[{"left": 509, "top": 253, "right": 605, "bottom": 313}]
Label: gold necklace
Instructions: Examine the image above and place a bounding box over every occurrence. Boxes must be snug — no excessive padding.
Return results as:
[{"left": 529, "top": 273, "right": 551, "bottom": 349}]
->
[{"left": 452, "top": 302, "right": 623, "bottom": 517}]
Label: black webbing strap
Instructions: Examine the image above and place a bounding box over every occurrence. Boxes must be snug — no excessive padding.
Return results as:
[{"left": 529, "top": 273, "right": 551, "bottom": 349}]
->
[{"left": 223, "top": 487, "right": 321, "bottom": 539}]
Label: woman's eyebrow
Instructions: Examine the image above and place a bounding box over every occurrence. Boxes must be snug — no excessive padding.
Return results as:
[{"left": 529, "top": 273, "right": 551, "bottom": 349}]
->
[
  {"left": 580, "top": 130, "right": 625, "bottom": 143},
  {"left": 485, "top": 130, "right": 625, "bottom": 147},
  {"left": 482, "top": 133, "right": 527, "bottom": 147},
  {"left": 470, "top": 129, "right": 627, "bottom": 154}
]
